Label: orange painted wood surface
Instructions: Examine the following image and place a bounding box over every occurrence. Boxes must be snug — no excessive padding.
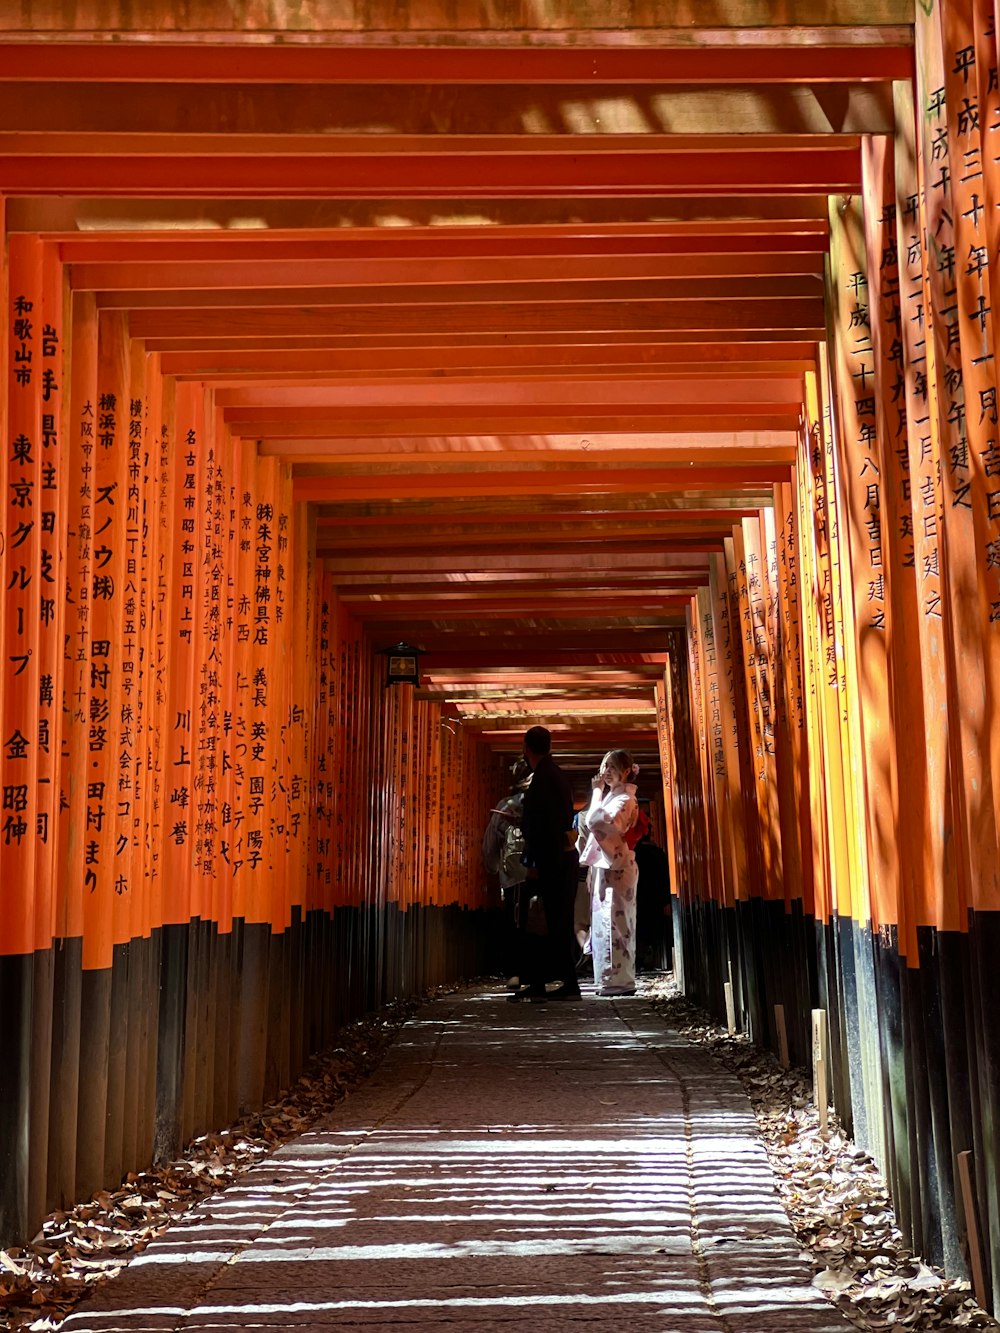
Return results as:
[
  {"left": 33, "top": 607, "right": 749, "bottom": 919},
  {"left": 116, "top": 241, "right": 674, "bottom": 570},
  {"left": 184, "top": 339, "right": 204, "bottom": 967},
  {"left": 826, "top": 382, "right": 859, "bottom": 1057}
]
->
[{"left": 2, "top": 9, "right": 999, "bottom": 984}]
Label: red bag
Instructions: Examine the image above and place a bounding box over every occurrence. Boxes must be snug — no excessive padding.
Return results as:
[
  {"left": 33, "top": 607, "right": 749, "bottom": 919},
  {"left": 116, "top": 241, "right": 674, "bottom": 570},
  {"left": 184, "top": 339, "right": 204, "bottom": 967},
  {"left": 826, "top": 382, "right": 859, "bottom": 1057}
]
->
[{"left": 624, "top": 807, "right": 649, "bottom": 850}]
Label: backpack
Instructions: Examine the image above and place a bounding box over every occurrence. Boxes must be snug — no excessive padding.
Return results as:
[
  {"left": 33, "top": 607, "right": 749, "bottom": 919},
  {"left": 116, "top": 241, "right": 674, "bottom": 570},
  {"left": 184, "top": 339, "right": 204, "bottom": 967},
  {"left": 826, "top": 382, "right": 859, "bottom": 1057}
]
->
[{"left": 501, "top": 822, "right": 526, "bottom": 880}]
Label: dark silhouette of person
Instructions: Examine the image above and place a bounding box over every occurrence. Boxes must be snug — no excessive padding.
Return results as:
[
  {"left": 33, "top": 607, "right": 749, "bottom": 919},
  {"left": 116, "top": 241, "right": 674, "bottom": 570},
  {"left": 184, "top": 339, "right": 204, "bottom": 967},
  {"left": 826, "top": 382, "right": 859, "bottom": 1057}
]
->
[
  {"left": 633, "top": 833, "right": 673, "bottom": 971},
  {"left": 513, "top": 725, "right": 581, "bottom": 1002},
  {"left": 482, "top": 760, "right": 531, "bottom": 986}
]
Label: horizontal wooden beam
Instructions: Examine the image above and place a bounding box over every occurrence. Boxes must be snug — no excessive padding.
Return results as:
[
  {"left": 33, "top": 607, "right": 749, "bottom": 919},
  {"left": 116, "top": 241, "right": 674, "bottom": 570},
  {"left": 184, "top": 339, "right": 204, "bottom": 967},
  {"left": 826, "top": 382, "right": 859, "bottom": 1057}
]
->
[
  {"left": 160, "top": 342, "right": 818, "bottom": 378},
  {"left": 5, "top": 131, "right": 863, "bottom": 158},
  {"left": 0, "top": 1, "right": 915, "bottom": 34},
  {"left": 318, "top": 532, "right": 739, "bottom": 556},
  {"left": 298, "top": 454, "right": 789, "bottom": 480},
  {"left": 386, "top": 632, "right": 677, "bottom": 654},
  {"left": 7, "top": 192, "right": 834, "bottom": 234},
  {"left": 373, "top": 626, "right": 688, "bottom": 642},
  {"left": 318, "top": 501, "right": 768, "bottom": 526},
  {"left": 71, "top": 251, "right": 825, "bottom": 293},
  {"left": 328, "top": 564, "right": 707, "bottom": 582},
  {"left": 339, "top": 580, "right": 704, "bottom": 599},
  {"left": 55, "top": 221, "right": 830, "bottom": 263},
  {"left": 423, "top": 688, "right": 660, "bottom": 703},
  {"left": 255, "top": 415, "right": 799, "bottom": 441},
  {"left": 348, "top": 595, "right": 691, "bottom": 617},
  {"left": 420, "top": 651, "right": 668, "bottom": 669},
  {"left": 150, "top": 338, "right": 832, "bottom": 365},
  {"left": 334, "top": 578, "right": 706, "bottom": 597},
  {"left": 461, "top": 717, "right": 661, "bottom": 734},
  {"left": 217, "top": 378, "right": 803, "bottom": 409},
  {"left": 324, "top": 557, "right": 716, "bottom": 577},
  {"left": 0, "top": 81, "right": 896, "bottom": 139},
  {"left": 453, "top": 693, "right": 657, "bottom": 707},
  {"left": 425, "top": 687, "right": 662, "bottom": 703},
  {"left": 316, "top": 504, "right": 758, "bottom": 529},
  {"left": 127, "top": 299, "right": 825, "bottom": 341},
  {"left": 0, "top": 148, "right": 863, "bottom": 196},
  {"left": 174, "top": 364, "right": 817, "bottom": 386},
  {"left": 97, "top": 274, "right": 824, "bottom": 309},
  {"left": 0, "top": 43, "right": 914, "bottom": 85},
  {"left": 325, "top": 550, "right": 711, "bottom": 573},
  {"left": 451, "top": 696, "right": 656, "bottom": 712},
  {"left": 239, "top": 407, "right": 801, "bottom": 430}
]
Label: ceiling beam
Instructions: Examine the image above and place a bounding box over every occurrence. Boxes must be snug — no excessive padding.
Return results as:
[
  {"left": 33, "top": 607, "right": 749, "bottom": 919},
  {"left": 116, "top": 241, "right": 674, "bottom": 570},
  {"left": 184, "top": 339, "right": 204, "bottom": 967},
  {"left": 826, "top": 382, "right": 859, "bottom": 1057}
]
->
[
  {"left": 216, "top": 378, "right": 804, "bottom": 408},
  {"left": 325, "top": 551, "right": 711, "bottom": 574},
  {"left": 126, "top": 299, "right": 825, "bottom": 341},
  {"left": 98, "top": 275, "right": 824, "bottom": 309},
  {"left": 5, "top": 193, "right": 834, "bottom": 233},
  {"left": 0, "top": 44, "right": 914, "bottom": 85},
  {"left": 263, "top": 413, "right": 798, "bottom": 438},
  {"left": 70, "top": 251, "right": 826, "bottom": 292},
  {"left": 0, "top": 82, "right": 897, "bottom": 138},
  {"left": 348, "top": 596, "right": 691, "bottom": 618},
  {"left": 326, "top": 576, "right": 710, "bottom": 595},
  {"left": 159, "top": 343, "right": 817, "bottom": 379},
  {"left": 317, "top": 534, "right": 736, "bottom": 556},
  {"left": 420, "top": 651, "right": 668, "bottom": 669},
  {"left": 380, "top": 633, "right": 677, "bottom": 654},
  {"left": 0, "top": 148, "right": 863, "bottom": 196},
  {"left": 54, "top": 221, "right": 831, "bottom": 262},
  {"left": 7, "top": 131, "right": 863, "bottom": 157},
  {"left": 315, "top": 504, "right": 757, "bottom": 528}
]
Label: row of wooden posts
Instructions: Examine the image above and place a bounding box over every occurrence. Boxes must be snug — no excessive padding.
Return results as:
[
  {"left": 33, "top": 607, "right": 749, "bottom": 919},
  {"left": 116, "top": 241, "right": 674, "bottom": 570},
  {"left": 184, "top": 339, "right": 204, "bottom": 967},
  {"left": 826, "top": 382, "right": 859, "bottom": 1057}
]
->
[
  {"left": 657, "top": 4, "right": 1000, "bottom": 1311},
  {"left": 0, "top": 236, "right": 501, "bottom": 1243}
]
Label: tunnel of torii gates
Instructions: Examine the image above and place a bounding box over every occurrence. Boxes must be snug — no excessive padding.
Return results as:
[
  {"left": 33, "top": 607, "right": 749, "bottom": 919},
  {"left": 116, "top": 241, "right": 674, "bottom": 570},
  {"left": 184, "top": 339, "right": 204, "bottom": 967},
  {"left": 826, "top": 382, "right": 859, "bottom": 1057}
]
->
[{"left": 4, "top": 0, "right": 1000, "bottom": 1311}]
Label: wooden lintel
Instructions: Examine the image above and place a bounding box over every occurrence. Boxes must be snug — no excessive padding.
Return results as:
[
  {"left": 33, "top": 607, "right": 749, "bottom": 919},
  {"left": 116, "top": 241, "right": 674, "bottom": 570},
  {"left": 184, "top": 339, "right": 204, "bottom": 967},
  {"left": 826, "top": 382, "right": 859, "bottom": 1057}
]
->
[{"left": 0, "top": 43, "right": 913, "bottom": 87}]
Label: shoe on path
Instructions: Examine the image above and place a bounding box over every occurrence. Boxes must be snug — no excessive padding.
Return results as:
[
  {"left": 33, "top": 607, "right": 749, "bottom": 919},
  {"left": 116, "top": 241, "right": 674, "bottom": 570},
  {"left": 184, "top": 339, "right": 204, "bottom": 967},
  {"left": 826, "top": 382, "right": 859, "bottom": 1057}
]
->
[{"left": 548, "top": 985, "right": 583, "bottom": 1001}]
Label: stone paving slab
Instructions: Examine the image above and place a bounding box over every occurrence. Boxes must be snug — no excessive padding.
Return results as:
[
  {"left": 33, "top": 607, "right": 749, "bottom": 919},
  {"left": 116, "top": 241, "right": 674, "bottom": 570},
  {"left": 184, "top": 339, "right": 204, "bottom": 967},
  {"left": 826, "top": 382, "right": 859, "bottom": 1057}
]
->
[{"left": 61, "top": 988, "right": 851, "bottom": 1332}]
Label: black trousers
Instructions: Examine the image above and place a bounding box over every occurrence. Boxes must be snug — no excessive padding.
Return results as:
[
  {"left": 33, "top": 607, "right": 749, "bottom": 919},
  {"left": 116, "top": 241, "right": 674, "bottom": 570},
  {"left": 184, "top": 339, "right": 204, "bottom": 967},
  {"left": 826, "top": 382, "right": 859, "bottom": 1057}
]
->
[{"left": 524, "top": 850, "right": 579, "bottom": 991}]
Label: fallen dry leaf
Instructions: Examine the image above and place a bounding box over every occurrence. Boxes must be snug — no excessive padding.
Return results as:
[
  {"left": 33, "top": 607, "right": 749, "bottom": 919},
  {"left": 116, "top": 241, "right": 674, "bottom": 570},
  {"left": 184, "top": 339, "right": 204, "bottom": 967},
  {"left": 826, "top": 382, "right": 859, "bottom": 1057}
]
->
[
  {"left": 642, "top": 975, "right": 998, "bottom": 1333},
  {"left": 0, "top": 985, "right": 466, "bottom": 1330}
]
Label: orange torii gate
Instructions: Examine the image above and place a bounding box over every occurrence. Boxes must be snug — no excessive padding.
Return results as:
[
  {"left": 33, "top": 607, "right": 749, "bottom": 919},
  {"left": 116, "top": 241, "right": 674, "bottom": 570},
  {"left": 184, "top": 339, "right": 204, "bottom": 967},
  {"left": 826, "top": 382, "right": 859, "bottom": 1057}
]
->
[{"left": 1, "top": 1, "right": 999, "bottom": 1319}]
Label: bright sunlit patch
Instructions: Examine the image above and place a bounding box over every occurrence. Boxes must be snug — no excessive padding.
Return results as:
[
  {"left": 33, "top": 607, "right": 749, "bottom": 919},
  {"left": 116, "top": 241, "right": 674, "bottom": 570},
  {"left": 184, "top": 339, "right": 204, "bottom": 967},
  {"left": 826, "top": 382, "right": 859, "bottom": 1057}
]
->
[
  {"left": 69, "top": 1288, "right": 713, "bottom": 1322},
  {"left": 79, "top": 216, "right": 223, "bottom": 231},
  {"left": 428, "top": 212, "right": 500, "bottom": 226},
  {"left": 129, "top": 1251, "right": 236, "bottom": 1267},
  {"left": 230, "top": 1235, "right": 690, "bottom": 1263}
]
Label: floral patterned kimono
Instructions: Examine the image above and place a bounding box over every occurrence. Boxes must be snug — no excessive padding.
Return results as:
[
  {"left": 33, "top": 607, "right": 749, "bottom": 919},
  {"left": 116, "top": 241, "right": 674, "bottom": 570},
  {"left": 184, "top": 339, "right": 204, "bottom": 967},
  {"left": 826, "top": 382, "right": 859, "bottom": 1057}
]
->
[{"left": 577, "top": 781, "right": 638, "bottom": 995}]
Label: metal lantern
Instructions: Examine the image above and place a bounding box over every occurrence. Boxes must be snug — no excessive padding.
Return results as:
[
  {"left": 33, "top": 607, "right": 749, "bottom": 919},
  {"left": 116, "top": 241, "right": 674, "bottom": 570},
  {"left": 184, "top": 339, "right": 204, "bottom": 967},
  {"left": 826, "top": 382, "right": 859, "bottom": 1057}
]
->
[{"left": 383, "top": 641, "right": 423, "bottom": 687}]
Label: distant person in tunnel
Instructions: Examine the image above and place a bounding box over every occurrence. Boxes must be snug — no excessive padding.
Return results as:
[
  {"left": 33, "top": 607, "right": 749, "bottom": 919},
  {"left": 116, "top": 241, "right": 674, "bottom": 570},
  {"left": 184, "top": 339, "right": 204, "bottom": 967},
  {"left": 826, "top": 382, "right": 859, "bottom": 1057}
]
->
[
  {"left": 514, "top": 725, "right": 581, "bottom": 1002},
  {"left": 634, "top": 830, "right": 672, "bottom": 972},
  {"left": 577, "top": 749, "right": 639, "bottom": 996},
  {"left": 482, "top": 760, "right": 531, "bottom": 988}
]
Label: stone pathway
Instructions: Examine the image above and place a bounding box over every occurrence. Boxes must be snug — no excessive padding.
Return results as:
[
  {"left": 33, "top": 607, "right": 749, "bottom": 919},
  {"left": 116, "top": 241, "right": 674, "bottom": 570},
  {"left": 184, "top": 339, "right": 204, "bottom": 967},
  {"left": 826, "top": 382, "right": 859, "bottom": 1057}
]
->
[{"left": 62, "top": 987, "right": 851, "bottom": 1332}]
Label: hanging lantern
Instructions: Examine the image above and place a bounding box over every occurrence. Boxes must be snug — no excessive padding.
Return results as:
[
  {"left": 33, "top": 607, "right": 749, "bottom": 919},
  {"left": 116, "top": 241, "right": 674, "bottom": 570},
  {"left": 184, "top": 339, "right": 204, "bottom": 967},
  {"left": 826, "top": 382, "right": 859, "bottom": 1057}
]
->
[{"left": 382, "top": 641, "right": 423, "bottom": 687}]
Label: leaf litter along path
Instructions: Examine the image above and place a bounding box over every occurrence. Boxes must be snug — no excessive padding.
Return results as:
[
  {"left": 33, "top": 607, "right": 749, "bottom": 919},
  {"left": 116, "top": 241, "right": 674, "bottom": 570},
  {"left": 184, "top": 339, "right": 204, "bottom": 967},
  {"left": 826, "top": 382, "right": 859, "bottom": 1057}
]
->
[
  {"left": 28, "top": 983, "right": 852, "bottom": 1333},
  {"left": 1, "top": 996, "right": 429, "bottom": 1331},
  {"left": 4, "top": 979, "right": 992, "bottom": 1332},
  {"left": 639, "top": 973, "right": 998, "bottom": 1332}
]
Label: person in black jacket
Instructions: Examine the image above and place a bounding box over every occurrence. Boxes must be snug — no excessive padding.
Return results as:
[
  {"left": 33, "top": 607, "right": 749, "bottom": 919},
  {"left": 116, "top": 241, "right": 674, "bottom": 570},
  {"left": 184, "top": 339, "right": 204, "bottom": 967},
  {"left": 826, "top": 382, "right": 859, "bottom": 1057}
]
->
[
  {"left": 633, "top": 833, "right": 673, "bottom": 971},
  {"left": 513, "top": 725, "right": 581, "bottom": 1002}
]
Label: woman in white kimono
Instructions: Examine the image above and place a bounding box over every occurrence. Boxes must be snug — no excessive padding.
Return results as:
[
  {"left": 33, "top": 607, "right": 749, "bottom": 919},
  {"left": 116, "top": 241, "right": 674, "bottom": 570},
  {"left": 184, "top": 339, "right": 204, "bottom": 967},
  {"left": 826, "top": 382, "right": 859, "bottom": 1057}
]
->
[{"left": 576, "top": 748, "right": 639, "bottom": 996}]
